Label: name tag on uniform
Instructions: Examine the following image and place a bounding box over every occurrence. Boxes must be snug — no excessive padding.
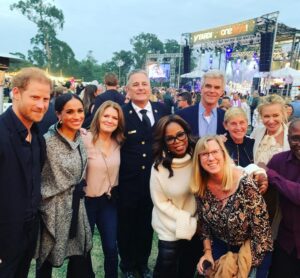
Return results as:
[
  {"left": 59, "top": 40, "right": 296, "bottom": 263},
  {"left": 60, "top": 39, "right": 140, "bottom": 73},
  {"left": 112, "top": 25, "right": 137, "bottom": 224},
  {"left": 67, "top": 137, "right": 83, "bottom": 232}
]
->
[{"left": 128, "top": 130, "right": 137, "bottom": 134}]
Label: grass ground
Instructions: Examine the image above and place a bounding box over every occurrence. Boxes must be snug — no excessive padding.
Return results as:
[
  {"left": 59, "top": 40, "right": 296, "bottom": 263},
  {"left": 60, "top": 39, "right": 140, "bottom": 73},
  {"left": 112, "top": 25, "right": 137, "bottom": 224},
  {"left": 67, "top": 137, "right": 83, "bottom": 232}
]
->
[{"left": 29, "top": 230, "right": 158, "bottom": 278}]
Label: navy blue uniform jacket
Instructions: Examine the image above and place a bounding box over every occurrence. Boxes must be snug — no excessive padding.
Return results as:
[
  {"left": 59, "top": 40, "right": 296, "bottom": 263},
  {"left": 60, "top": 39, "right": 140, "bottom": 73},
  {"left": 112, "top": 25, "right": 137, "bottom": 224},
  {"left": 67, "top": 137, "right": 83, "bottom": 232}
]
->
[{"left": 118, "top": 101, "right": 169, "bottom": 206}]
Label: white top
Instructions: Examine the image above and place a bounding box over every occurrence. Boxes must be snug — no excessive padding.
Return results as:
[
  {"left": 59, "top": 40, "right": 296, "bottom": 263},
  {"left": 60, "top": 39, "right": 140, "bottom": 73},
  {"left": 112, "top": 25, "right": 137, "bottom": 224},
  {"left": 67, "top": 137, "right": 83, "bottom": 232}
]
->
[
  {"left": 82, "top": 132, "right": 120, "bottom": 197},
  {"left": 150, "top": 154, "right": 197, "bottom": 241},
  {"left": 131, "top": 101, "right": 155, "bottom": 126}
]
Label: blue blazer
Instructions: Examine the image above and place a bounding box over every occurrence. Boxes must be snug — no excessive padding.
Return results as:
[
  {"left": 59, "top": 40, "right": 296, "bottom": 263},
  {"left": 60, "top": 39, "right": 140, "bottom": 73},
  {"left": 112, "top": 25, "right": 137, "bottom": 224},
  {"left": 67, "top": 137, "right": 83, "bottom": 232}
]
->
[
  {"left": 176, "top": 104, "right": 226, "bottom": 137},
  {"left": 0, "top": 107, "right": 46, "bottom": 263},
  {"left": 118, "top": 101, "right": 169, "bottom": 206}
]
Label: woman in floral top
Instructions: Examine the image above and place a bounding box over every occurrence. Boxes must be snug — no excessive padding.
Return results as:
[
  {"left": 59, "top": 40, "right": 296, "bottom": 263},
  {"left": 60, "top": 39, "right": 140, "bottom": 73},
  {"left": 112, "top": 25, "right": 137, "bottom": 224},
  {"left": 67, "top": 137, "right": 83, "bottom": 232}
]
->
[{"left": 191, "top": 135, "right": 273, "bottom": 278}]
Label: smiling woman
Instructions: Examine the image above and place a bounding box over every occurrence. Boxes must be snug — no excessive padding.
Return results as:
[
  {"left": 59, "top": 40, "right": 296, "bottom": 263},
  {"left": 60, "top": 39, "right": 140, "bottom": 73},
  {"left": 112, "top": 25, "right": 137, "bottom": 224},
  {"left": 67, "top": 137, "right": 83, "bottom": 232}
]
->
[
  {"left": 36, "top": 93, "right": 93, "bottom": 278},
  {"left": 191, "top": 135, "right": 273, "bottom": 278},
  {"left": 150, "top": 115, "right": 202, "bottom": 278}
]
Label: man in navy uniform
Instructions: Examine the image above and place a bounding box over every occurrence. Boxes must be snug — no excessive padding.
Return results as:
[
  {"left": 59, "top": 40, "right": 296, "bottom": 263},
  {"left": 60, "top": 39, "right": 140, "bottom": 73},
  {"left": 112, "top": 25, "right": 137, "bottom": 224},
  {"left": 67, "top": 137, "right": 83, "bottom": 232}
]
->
[
  {"left": 118, "top": 70, "right": 168, "bottom": 278},
  {"left": 0, "top": 67, "right": 51, "bottom": 277}
]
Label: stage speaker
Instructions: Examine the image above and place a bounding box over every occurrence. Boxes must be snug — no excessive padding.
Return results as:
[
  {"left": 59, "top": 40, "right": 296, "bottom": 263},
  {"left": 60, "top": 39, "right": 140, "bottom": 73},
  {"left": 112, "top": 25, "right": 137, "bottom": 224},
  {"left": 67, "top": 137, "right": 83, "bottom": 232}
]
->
[
  {"left": 252, "top": 77, "right": 260, "bottom": 90},
  {"left": 259, "top": 32, "right": 274, "bottom": 72},
  {"left": 183, "top": 46, "right": 190, "bottom": 74}
]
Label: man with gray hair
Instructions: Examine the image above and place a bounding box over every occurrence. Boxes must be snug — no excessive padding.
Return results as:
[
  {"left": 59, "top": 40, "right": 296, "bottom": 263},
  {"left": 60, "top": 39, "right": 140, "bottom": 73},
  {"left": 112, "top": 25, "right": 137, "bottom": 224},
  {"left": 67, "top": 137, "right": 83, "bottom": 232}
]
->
[
  {"left": 118, "top": 70, "right": 169, "bottom": 278},
  {"left": 177, "top": 69, "right": 226, "bottom": 137}
]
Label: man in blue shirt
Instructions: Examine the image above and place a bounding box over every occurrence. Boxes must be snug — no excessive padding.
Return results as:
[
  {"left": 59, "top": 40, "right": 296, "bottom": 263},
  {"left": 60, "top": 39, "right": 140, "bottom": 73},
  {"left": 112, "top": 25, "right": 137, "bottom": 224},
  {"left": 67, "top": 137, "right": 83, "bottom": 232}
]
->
[{"left": 177, "top": 69, "right": 226, "bottom": 138}]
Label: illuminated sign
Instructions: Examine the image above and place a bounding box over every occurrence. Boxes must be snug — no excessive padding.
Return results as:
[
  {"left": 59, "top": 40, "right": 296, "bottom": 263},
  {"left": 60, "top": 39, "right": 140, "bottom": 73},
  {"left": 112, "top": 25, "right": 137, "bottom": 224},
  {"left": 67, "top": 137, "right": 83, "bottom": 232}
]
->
[{"left": 191, "top": 19, "right": 256, "bottom": 45}]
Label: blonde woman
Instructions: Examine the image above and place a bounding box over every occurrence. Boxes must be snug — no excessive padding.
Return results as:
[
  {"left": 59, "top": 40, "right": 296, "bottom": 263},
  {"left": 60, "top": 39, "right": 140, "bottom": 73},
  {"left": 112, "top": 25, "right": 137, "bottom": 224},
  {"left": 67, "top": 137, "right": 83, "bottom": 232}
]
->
[
  {"left": 82, "top": 101, "right": 125, "bottom": 278},
  {"left": 192, "top": 136, "right": 272, "bottom": 278},
  {"left": 251, "top": 95, "right": 290, "bottom": 235}
]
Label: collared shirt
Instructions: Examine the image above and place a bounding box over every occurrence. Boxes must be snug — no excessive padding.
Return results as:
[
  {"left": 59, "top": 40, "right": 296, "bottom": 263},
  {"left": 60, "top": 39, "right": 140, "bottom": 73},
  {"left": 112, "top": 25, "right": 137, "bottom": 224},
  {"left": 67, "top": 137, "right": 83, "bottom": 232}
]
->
[
  {"left": 267, "top": 150, "right": 300, "bottom": 259},
  {"left": 131, "top": 101, "right": 155, "bottom": 126},
  {"left": 198, "top": 102, "right": 218, "bottom": 137},
  {"left": 10, "top": 108, "right": 41, "bottom": 221}
]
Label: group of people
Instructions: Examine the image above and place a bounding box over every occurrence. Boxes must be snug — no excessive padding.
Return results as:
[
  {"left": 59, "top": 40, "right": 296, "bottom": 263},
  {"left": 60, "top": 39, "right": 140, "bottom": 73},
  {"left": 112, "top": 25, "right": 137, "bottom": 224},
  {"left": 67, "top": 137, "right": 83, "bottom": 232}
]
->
[{"left": 0, "top": 67, "right": 299, "bottom": 278}]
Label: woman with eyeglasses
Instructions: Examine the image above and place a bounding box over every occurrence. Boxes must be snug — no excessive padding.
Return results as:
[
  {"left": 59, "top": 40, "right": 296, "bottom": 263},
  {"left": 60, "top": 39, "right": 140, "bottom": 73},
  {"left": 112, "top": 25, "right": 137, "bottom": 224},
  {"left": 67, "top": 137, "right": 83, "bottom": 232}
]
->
[
  {"left": 192, "top": 135, "right": 272, "bottom": 278},
  {"left": 150, "top": 115, "right": 202, "bottom": 278}
]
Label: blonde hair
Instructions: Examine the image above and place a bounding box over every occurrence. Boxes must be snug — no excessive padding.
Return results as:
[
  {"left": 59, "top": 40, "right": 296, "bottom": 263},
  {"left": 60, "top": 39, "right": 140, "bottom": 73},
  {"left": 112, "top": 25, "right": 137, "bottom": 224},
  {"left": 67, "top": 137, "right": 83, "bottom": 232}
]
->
[
  {"left": 224, "top": 107, "right": 248, "bottom": 124},
  {"left": 90, "top": 100, "right": 125, "bottom": 145},
  {"left": 257, "top": 94, "right": 287, "bottom": 123},
  {"left": 191, "top": 135, "right": 234, "bottom": 197}
]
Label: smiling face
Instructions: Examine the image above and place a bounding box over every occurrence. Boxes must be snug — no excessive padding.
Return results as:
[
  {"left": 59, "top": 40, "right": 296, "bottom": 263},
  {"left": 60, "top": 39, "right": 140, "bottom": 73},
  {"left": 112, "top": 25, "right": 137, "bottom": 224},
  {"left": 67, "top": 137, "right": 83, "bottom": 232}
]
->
[
  {"left": 58, "top": 98, "right": 84, "bottom": 133},
  {"left": 12, "top": 80, "right": 51, "bottom": 129},
  {"left": 224, "top": 115, "right": 248, "bottom": 144},
  {"left": 126, "top": 72, "right": 151, "bottom": 108},
  {"left": 99, "top": 106, "right": 119, "bottom": 135},
  {"left": 165, "top": 122, "right": 188, "bottom": 158},
  {"left": 199, "top": 140, "right": 224, "bottom": 176},
  {"left": 261, "top": 103, "right": 285, "bottom": 135},
  {"left": 201, "top": 77, "right": 224, "bottom": 108}
]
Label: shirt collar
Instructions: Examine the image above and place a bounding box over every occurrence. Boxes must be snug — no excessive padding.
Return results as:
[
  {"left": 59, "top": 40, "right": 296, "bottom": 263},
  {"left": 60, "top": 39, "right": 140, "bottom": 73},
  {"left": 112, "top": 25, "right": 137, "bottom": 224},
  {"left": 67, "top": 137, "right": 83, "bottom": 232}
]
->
[
  {"left": 287, "top": 150, "right": 300, "bottom": 163},
  {"left": 9, "top": 107, "right": 39, "bottom": 141},
  {"left": 199, "top": 102, "right": 217, "bottom": 116},
  {"left": 131, "top": 101, "right": 152, "bottom": 114}
]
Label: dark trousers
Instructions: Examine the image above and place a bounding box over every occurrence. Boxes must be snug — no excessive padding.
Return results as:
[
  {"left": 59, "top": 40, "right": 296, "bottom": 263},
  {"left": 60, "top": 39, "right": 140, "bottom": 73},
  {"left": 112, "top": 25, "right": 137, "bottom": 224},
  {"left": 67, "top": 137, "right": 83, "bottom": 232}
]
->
[
  {"left": 268, "top": 243, "right": 300, "bottom": 278},
  {"left": 117, "top": 200, "right": 153, "bottom": 273},
  {"left": 153, "top": 235, "right": 203, "bottom": 278},
  {"left": 0, "top": 216, "right": 39, "bottom": 278},
  {"left": 85, "top": 196, "right": 118, "bottom": 278},
  {"left": 36, "top": 256, "right": 90, "bottom": 278}
]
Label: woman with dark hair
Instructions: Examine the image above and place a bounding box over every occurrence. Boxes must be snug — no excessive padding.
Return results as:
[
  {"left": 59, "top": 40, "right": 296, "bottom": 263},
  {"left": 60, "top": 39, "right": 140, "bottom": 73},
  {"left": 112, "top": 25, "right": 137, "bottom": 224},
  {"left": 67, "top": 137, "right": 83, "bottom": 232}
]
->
[
  {"left": 150, "top": 115, "right": 202, "bottom": 278},
  {"left": 82, "top": 84, "right": 98, "bottom": 128},
  {"left": 82, "top": 101, "right": 125, "bottom": 278},
  {"left": 36, "top": 93, "right": 92, "bottom": 278}
]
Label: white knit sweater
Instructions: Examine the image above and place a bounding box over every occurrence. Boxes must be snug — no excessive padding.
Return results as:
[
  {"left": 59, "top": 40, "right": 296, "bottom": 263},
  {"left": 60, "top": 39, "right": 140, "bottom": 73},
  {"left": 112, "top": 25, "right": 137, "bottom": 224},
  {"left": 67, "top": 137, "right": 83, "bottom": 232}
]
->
[{"left": 150, "top": 154, "right": 197, "bottom": 241}]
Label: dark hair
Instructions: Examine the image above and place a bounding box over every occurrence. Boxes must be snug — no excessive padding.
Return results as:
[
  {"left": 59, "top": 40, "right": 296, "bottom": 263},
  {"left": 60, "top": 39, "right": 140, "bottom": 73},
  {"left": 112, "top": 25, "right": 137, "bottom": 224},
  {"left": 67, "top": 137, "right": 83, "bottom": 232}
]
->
[
  {"left": 104, "top": 73, "right": 118, "bottom": 86},
  {"left": 55, "top": 93, "right": 83, "bottom": 113},
  {"left": 288, "top": 118, "right": 300, "bottom": 133},
  {"left": 153, "top": 115, "right": 196, "bottom": 177},
  {"left": 177, "top": 92, "right": 192, "bottom": 105},
  {"left": 82, "top": 84, "right": 97, "bottom": 114}
]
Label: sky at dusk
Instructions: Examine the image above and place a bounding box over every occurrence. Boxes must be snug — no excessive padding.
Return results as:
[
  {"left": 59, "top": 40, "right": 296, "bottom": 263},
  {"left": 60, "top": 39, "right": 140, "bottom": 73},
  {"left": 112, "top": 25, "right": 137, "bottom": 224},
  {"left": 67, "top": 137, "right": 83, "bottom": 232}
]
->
[{"left": 1, "top": 0, "right": 300, "bottom": 64}]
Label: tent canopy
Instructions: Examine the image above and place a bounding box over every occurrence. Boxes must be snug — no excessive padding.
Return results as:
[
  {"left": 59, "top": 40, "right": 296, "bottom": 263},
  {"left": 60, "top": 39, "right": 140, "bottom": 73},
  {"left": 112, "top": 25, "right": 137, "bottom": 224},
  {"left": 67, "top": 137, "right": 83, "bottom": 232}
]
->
[{"left": 181, "top": 69, "right": 205, "bottom": 78}]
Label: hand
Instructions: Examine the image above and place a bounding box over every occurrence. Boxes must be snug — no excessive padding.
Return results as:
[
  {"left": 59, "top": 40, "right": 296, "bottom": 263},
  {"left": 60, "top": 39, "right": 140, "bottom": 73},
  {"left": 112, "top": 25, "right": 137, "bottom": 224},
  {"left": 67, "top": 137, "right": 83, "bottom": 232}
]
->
[
  {"left": 257, "top": 162, "right": 268, "bottom": 171},
  {"left": 253, "top": 173, "right": 268, "bottom": 195},
  {"left": 197, "top": 253, "right": 214, "bottom": 275},
  {"left": 219, "top": 133, "right": 228, "bottom": 143},
  {"left": 80, "top": 128, "right": 87, "bottom": 135}
]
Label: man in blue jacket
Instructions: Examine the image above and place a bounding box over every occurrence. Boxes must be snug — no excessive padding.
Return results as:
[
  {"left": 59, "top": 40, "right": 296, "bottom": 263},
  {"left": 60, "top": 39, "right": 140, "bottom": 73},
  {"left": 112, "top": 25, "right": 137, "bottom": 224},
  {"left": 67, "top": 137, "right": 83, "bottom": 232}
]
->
[
  {"left": 177, "top": 69, "right": 226, "bottom": 137},
  {"left": 0, "top": 67, "right": 51, "bottom": 277}
]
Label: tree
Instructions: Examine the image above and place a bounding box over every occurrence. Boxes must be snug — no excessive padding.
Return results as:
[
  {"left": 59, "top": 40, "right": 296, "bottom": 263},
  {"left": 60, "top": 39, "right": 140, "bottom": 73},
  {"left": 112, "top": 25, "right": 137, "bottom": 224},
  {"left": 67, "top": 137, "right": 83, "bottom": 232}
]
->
[
  {"left": 10, "top": 0, "right": 64, "bottom": 70},
  {"left": 130, "top": 33, "right": 164, "bottom": 69},
  {"left": 76, "top": 51, "right": 102, "bottom": 82},
  {"left": 164, "top": 39, "right": 180, "bottom": 53},
  {"left": 111, "top": 50, "right": 134, "bottom": 84}
]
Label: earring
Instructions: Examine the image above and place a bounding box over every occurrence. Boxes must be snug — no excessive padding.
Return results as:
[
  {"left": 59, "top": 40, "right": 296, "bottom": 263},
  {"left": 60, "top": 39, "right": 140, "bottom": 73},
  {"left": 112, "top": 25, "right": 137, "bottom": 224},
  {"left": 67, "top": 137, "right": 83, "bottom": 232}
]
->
[{"left": 59, "top": 120, "right": 63, "bottom": 125}]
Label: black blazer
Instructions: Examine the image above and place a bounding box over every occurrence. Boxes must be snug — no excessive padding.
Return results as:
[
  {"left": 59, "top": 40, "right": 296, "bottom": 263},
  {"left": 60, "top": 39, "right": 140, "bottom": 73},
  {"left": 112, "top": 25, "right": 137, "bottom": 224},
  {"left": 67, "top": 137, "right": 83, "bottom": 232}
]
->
[
  {"left": 176, "top": 103, "right": 226, "bottom": 137},
  {"left": 118, "top": 101, "right": 169, "bottom": 206},
  {"left": 0, "top": 107, "right": 46, "bottom": 263}
]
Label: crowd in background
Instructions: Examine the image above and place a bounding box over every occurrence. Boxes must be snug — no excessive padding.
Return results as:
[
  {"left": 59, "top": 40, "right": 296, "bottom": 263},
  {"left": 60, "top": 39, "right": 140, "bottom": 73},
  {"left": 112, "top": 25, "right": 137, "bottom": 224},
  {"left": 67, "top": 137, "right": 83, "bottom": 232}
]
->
[{"left": 0, "top": 67, "right": 300, "bottom": 278}]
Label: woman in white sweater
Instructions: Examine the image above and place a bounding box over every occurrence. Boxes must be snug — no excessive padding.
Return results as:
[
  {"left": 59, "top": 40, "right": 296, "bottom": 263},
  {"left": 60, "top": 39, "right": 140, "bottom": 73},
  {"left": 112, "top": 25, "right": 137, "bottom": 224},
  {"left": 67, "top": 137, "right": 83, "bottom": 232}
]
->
[{"left": 150, "top": 115, "right": 202, "bottom": 278}]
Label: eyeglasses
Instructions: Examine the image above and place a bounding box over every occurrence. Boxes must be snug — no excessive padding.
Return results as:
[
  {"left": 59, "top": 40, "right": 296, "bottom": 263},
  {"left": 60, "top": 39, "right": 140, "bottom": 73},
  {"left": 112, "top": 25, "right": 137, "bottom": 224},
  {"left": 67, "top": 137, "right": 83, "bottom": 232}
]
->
[
  {"left": 289, "top": 135, "right": 300, "bottom": 144},
  {"left": 165, "top": 131, "right": 187, "bottom": 145},
  {"left": 199, "top": 149, "right": 222, "bottom": 160},
  {"left": 177, "top": 99, "right": 185, "bottom": 102}
]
